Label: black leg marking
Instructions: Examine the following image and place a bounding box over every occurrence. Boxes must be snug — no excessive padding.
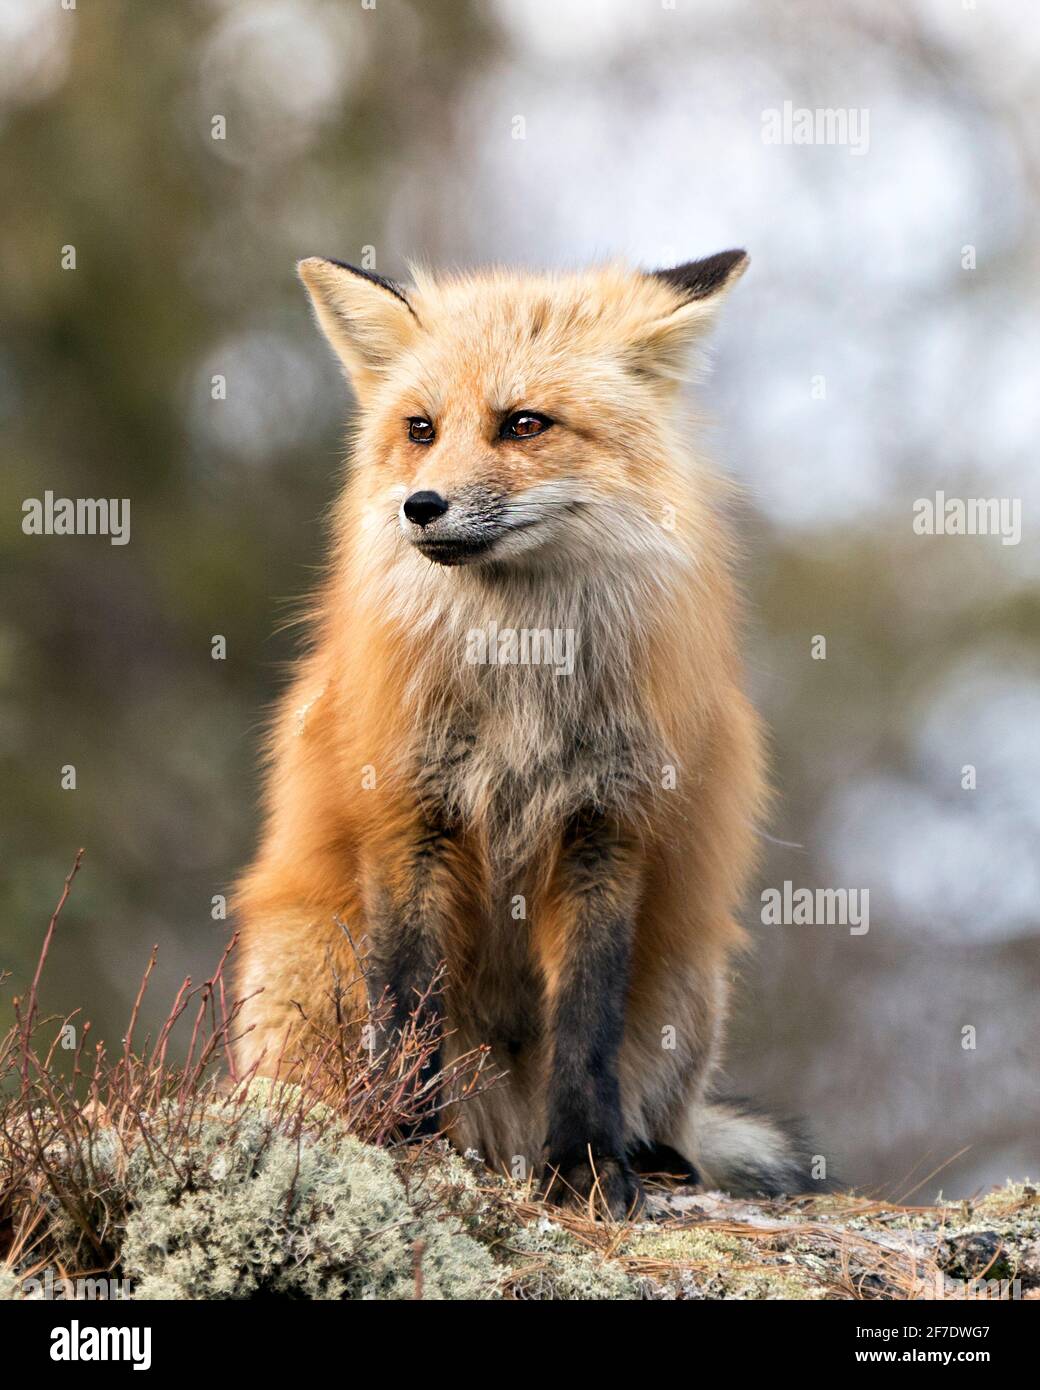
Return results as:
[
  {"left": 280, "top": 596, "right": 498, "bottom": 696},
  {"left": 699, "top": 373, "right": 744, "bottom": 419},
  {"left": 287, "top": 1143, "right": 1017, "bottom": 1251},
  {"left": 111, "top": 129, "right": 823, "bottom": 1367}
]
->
[
  {"left": 364, "top": 817, "right": 463, "bottom": 1139},
  {"left": 541, "top": 808, "right": 644, "bottom": 1218}
]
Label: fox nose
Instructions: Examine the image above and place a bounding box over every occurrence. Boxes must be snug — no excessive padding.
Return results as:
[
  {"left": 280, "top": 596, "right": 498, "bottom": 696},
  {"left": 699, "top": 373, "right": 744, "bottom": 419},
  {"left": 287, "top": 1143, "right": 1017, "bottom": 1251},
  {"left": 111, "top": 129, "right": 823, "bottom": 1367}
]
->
[{"left": 403, "top": 490, "right": 450, "bottom": 527}]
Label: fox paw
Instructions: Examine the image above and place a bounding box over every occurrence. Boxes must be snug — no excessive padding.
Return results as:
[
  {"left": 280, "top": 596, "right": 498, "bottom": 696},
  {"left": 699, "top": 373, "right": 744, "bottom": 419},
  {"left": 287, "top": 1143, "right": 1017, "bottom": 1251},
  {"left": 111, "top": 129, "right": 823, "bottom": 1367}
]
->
[{"left": 541, "top": 1153, "right": 645, "bottom": 1220}]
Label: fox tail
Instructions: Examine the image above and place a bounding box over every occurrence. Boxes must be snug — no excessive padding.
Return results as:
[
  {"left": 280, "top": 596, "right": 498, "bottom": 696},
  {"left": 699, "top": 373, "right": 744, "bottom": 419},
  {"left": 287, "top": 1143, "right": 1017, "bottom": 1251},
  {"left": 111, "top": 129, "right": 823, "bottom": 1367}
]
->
[{"left": 672, "top": 1098, "right": 825, "bottom": 1197}]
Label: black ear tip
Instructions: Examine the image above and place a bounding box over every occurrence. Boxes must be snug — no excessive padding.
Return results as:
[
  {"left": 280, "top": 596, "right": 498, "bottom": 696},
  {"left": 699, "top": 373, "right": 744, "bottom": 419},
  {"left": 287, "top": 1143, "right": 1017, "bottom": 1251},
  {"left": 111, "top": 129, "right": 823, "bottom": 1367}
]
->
[
  {"left": 298, "top": 257, "right": 415, "bottom": 315},
  {"left": 713, "top": 248, "right": 749, "bottom": 275},
  {"left": 650, "top": 249, "right": 749, "bottom": 302}
]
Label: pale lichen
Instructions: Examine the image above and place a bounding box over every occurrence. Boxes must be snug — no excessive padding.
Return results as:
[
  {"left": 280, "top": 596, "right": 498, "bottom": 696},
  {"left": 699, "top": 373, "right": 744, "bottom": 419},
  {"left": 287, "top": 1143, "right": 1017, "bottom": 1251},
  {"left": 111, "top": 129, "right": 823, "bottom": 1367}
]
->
[
  {"left": 121, "top": 1118, "right": 499, "bottom": 1300},
  {"left": 502, "top": 1218, "right": 649, "bottom": 1299},
  {"left": 623, "top": 1226, "right": 821, "bottom": 1300}
]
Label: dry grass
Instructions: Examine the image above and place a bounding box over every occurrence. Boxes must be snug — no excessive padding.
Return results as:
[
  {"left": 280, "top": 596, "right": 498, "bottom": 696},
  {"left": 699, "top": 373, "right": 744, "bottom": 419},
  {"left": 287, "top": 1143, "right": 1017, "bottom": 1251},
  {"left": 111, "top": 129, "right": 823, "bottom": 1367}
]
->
[
  {"left": 0, "top": 851, "right": 495, "bottom": 1287},
  {"left": 480, "top": 1177, "right": 1038, "bottom": 1300}
]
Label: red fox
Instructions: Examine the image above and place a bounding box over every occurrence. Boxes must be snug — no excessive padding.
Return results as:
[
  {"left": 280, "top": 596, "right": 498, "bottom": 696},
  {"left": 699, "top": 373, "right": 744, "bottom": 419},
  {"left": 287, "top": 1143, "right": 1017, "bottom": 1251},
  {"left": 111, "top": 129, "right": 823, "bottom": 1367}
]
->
[{"left": 234, "top": 251, "right": 812, "bottom": 1216}]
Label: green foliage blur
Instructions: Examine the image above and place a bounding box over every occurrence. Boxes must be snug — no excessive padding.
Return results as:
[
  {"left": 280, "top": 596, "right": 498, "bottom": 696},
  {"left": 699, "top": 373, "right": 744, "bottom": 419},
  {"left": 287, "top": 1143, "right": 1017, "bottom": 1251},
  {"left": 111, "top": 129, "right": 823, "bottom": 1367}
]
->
[{"left": 0, "top": 0, "right": 495, "bottom": 1032}]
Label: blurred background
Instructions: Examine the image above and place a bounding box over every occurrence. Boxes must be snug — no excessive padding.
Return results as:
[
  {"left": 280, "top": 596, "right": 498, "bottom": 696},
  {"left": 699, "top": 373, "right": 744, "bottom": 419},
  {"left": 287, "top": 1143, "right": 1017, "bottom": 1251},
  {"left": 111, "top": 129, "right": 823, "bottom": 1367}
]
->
[{"left": 2, "top": 0, "right": 1037, "bottom": 1199}]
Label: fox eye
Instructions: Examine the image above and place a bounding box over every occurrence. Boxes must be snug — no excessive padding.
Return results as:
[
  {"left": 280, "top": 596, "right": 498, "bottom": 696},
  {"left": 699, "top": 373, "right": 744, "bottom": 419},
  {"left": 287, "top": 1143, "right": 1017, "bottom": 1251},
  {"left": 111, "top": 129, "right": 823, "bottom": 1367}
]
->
[
  {"left": 407, "top": 417, "right": 435, "bottom": 444},
  {"left": 500, "top": 411, "right": 553, "bottom": 440}
]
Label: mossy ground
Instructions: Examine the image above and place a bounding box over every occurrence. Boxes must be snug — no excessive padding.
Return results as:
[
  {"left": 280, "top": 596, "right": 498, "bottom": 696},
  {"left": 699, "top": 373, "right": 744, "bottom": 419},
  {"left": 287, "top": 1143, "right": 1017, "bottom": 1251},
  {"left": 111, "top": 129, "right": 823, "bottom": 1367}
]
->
[
  {"left": 3, "top": 1080, "right": 1036, "bottom": 1300},
  {"left": 5, "top": 871, "right": 1035, "bottom": 1301}
]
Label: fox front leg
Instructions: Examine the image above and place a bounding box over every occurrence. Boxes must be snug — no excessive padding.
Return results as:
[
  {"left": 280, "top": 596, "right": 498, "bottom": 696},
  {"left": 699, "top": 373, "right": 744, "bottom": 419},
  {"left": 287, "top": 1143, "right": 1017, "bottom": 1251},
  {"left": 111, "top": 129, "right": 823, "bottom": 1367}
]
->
[
  {"left": 535, "top": 808, "right": 645, "bottom": 1219},
  {"left": 361, "top": 817, "right": 465, "bottom": 1137}
]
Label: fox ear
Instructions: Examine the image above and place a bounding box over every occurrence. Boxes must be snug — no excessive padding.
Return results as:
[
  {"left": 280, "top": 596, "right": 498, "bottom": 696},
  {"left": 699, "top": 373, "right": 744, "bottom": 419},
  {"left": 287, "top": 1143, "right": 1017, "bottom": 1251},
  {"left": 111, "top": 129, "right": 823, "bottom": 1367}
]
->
[
  {"left": 649, "top": 249, "right": 749, "bottom": 304},
  {"left": 298, "top": 257, "right": 418, "bottom": 392},
  {"left": 634, "top": 249, "right": 749, "bottom": 382}
]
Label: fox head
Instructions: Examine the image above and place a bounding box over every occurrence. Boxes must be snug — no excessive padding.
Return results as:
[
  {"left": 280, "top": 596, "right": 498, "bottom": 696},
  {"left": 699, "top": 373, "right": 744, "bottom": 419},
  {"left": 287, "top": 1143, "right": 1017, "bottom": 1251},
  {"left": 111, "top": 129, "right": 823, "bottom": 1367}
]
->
[{"left": 298, "top": 253, "right": 747, "bottom": 575}]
